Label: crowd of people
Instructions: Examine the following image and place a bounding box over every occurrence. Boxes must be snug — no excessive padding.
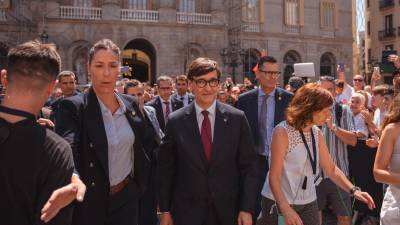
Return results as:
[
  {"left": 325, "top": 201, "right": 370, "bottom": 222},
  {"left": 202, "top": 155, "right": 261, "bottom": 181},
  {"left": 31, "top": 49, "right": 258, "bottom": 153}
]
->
[{"left": 1, "top": 38, "right": 400, "bottom": 225}]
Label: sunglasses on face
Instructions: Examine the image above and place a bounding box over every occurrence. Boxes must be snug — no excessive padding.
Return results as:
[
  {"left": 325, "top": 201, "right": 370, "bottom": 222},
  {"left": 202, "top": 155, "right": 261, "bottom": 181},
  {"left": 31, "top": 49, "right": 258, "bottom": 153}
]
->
[{"left": 353, "top": 79, "right": 364, "bottom": 82}]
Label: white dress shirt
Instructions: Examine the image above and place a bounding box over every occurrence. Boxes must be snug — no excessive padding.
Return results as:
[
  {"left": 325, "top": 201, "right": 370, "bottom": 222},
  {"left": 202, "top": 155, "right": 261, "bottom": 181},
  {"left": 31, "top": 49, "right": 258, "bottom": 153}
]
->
[
  {"left": 97, "top": 94, "right": 135, "bottom": 186},
  {"left": 194, "top": 100, "right": 216, "bottom": 141}
]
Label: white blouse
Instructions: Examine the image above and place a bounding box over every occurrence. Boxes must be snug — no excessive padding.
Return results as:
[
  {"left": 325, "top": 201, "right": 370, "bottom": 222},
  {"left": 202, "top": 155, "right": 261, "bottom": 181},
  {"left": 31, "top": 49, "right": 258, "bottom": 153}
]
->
[{"left": 261, "top": 121, "right": 320, "bottom": 205}]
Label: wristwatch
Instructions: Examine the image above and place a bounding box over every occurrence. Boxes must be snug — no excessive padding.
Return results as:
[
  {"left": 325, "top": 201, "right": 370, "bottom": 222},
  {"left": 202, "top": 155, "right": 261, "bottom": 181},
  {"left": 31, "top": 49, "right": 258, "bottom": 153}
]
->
[{"left": 350, "top": 186, "right": 361, "bottom": 196}]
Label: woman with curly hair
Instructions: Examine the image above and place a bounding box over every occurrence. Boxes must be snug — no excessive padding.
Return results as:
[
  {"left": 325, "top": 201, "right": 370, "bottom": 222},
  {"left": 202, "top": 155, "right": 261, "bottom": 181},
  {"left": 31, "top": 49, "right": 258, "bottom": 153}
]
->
[
  {"left": 257, "top": 83, "right": 375, "bottom": 225},
  {"left": 374, "top": 94, "right": 400, "bottom": 225}
]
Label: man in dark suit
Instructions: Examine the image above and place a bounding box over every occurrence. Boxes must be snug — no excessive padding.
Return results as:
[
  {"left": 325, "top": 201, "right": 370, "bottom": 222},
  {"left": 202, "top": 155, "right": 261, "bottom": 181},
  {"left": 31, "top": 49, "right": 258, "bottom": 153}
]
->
[
  {"left": 158, "top": 57, "right": 258, "bottom": 225},
  {"left": 146, "top": 75, "right": 183, "bottom": 131},
  {"left": 235, "top": 56, "right": 293, "bottom": 221},
  {"left": 49, "top": 71, "right": 80, "bottom": 122},
  {"left": 171, "top": 75, "right": 195, "bottom": 106}
]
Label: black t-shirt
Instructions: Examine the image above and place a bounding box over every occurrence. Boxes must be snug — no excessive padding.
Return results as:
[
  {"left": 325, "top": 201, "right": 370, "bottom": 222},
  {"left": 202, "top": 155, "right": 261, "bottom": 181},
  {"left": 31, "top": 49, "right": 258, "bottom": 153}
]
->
[{"left": 0, "top": 117, "right": 74, "bottom": 225}]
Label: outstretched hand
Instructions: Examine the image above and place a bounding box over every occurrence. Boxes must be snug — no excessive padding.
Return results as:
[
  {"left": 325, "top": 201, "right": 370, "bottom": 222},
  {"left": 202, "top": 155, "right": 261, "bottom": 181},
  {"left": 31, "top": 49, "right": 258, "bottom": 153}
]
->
[{"left": 41, "top": 175, "right": 86, "bottom": 223}]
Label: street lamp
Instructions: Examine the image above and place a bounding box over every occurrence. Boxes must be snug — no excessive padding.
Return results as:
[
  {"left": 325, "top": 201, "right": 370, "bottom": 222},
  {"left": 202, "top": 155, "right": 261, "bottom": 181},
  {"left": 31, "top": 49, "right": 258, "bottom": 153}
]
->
[
  {"left": 40, "top": 30, "right": 49, "bottom": 44},
  {"left": 220, "top": 40, "right": 246, "bottom": 84}
]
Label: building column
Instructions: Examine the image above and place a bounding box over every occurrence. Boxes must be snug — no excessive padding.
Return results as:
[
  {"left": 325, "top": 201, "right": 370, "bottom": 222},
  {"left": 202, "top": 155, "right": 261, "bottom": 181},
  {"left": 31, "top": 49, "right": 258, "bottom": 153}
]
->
[{"left": 211, "top": 0, "right": 226, "bottom": 25}]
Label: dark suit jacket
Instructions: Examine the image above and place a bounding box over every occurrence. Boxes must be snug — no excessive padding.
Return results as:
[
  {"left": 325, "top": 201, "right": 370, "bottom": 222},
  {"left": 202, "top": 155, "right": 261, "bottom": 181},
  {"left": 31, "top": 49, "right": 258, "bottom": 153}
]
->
[
  {"left": 171, "top": 93, "right": 194, "bottom": 106},
  {"left": 158, "top": 102, "right": 258, "bottom": 225},
  {"left": 235, "top": 87, "right": 293, "bottom": 147},
  {"left": 55, "top": 88, "right": 150, "bottom": 225},
  {"left": 145, "top": 96, "right": 183, "bottom": 131}
]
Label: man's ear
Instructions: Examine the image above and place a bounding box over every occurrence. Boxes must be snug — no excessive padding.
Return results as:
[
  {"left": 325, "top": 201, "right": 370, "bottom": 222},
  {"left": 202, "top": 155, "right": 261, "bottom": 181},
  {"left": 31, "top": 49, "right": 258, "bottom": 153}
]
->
[
  {"left": 1, "top": 69, "right": 8, "bottom": 88},
  {"left": 46, "top": 80, "right": 57, "bottom": 97}
]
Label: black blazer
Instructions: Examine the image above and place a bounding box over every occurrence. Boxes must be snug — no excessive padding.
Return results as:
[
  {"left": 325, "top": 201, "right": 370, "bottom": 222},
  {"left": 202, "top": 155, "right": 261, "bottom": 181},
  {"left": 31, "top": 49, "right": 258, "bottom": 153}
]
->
[
  {"left": 145, "top": 96, "right": 183, "bottom": 131},
  {"left": 157, "top": 102, "right": 258, "bottom": 225},
  {"left": 171, "top": 93, "right": 195, "bottom": 106},
  {"left": 55, "top": 88, "right": 150, "bottom": 225},
  {"left": 235, "top": 87, "right": 293, "bottom": 147}
]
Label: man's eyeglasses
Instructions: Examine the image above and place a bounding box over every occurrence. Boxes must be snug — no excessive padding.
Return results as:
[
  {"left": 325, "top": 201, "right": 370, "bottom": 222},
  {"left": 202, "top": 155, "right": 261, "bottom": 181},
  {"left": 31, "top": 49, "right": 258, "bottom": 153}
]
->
[
  {"left": 353, "top": 78, "right": 364, "bottom": 82},
  {"left": 193, "top": 78, "right": 219, "bottom": 88},
  {"left": 259, "top": 69, "right": 281, "bottom": 77}
]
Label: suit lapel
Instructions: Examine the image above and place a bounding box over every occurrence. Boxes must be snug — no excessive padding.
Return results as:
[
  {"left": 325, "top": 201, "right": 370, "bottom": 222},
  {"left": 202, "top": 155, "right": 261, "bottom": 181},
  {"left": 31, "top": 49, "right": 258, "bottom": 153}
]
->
[
  {"left": 155, "top": 97, "right": 165, "bottom": 130},
  {"left": 119, "top": 94, "right": 144, "bottom": 143},
  {"left": 85, "top": 89, "right": 109, "bottom": 177},
  {"left": 184, "top": 103, "right": 208, "bottom": 171},
  {"left": 210, "top": 102, "right": 228, "bottom": 166},
  {"left": 250, "top": 89, "right": 259, "bottom": 132}
]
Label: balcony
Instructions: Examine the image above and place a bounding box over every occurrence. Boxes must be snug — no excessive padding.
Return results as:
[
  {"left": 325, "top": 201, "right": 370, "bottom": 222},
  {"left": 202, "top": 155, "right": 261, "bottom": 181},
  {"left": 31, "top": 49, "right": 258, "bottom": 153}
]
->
[
  {"left": 177, "top": 12, "right": 211, "bottom": 25},
  {"left": 284, "top": 24, "right": 300, "bottom": 34},
  {"left": 59, "top": 6, "right": 102, "bottom": 20},
  {"left": 379, "top": 0, "right": 394, "bottom": 9},
  {"left": 0, "top": 9, "right": 6, "bottom": 21},
  {"left": 378, "top": 28, "right": 396, "bottom": 41},
  {"left": 242, "top": 23, "right": 260, "bottom": 32},
  {"left": 121, "top": 9, "right": 158, "bottom": 22}
]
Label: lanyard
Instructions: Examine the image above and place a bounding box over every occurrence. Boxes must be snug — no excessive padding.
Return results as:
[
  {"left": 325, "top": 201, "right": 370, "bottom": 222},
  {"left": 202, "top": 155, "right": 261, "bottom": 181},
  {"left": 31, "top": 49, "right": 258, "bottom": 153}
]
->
[
  {"left": 0, "top": 105, "right": 36, "bottom": 121},
  {"left": 300, "top": 129, "right": 317, "bottom": 175}
]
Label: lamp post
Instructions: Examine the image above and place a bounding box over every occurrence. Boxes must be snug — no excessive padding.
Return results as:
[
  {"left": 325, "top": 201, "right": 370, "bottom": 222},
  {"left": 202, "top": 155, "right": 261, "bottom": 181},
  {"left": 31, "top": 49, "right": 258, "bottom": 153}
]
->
[
  {"left": 40, "top": 30, "right": 49, "bottom": 44},
  {"left": 220, "top": 39, "right": 246, "bottom": 84}
]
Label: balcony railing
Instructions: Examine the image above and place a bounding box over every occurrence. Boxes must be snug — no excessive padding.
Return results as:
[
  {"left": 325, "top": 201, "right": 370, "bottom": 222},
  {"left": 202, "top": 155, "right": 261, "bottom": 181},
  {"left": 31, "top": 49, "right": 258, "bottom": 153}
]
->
[
  {"left": 242, "top": 23, "right": 260, "bottom": 32},
  {"left": 121, "top": 9, "right": 158, "bottom": 22},
  {"left": 378, "top": 28, "right": 396, "bottom": 41},
  {"left": 177, "top": 12, "right": 211, "bottom": 25},
  {"left": 379, "top": 0, "right": 395, "bottom": 9},
  {"left": 59, "top": 6, "right": 102, "bottom": 20},
  {"left": 0, "top": 9, "right": 6, "bottom": 21},
  {"left": 284, "top": 24, "right": 300, "bottom": 34}
]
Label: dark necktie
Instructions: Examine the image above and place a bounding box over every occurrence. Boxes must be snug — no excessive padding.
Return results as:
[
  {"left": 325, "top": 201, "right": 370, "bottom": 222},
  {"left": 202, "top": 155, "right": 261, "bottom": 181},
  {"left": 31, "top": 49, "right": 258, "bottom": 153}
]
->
[
  {"left": 180, "top": 96, "right": 184, "bottom": 104},
  {"left": 258, "top": 95, "right": 269, "bottom": 155},
  {"left": 164, "top": 101, "right": 170, "bottom": 124},
  {"left": 201, "top": 110, "right": 212, "bottom": 161}
]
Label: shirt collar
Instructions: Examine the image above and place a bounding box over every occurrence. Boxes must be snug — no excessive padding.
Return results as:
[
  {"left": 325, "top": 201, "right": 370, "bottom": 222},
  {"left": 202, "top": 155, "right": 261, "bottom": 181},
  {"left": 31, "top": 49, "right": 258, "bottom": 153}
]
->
[
  {"left": 194, "top": 100, "right": 216, "bottom": 117},
  {"left": 258, "top": 88, "right": 276, "bottom": 98},
  {"left": 97, "top": 93, "right": 126, "bottom": 116},
  {"left": 178, "top": 93, "right": 187, "bottom": 99}
]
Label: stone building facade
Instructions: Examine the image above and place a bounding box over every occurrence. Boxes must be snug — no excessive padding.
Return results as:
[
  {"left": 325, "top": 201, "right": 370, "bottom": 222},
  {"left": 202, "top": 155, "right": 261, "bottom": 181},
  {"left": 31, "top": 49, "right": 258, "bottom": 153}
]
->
[
  {"left": 0, "top": 0, "right": 353, "bottom": 85},
  {"left": 364, "top": 0, "right": 400, "bottom": 84}
]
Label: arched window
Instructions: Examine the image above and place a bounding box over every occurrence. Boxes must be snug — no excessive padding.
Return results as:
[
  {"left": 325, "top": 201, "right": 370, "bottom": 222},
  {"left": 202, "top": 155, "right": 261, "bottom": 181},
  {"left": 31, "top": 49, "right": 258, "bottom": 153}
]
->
[
  {"left": 320, "top": 52, "right": 337, "bottom": 77},
  {"left": 179, "top": 0, "right": 195, "bottom": 13},
  {"left": 283, "top": 50, "right": 301, "bottom": 85}
]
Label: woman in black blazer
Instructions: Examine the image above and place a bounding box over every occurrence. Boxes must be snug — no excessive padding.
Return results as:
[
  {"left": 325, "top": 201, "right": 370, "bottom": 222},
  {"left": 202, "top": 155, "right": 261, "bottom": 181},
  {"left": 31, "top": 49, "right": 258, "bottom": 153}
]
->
[{"left": 55, "top": 39, "right": 150, "bottom": 225}]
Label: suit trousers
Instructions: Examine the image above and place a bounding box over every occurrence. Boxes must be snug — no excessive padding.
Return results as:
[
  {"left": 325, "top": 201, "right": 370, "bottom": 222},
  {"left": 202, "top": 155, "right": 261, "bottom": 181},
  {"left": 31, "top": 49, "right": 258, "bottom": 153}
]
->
[
  {"left": 138, "top": 156, "right": 158, "bottom": 225},
  {"left": 254, "top": 155, "right": 269, "bottom": 222},
  {"left": 106, "top": 179, "right": 139, "bottom": 225}
]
